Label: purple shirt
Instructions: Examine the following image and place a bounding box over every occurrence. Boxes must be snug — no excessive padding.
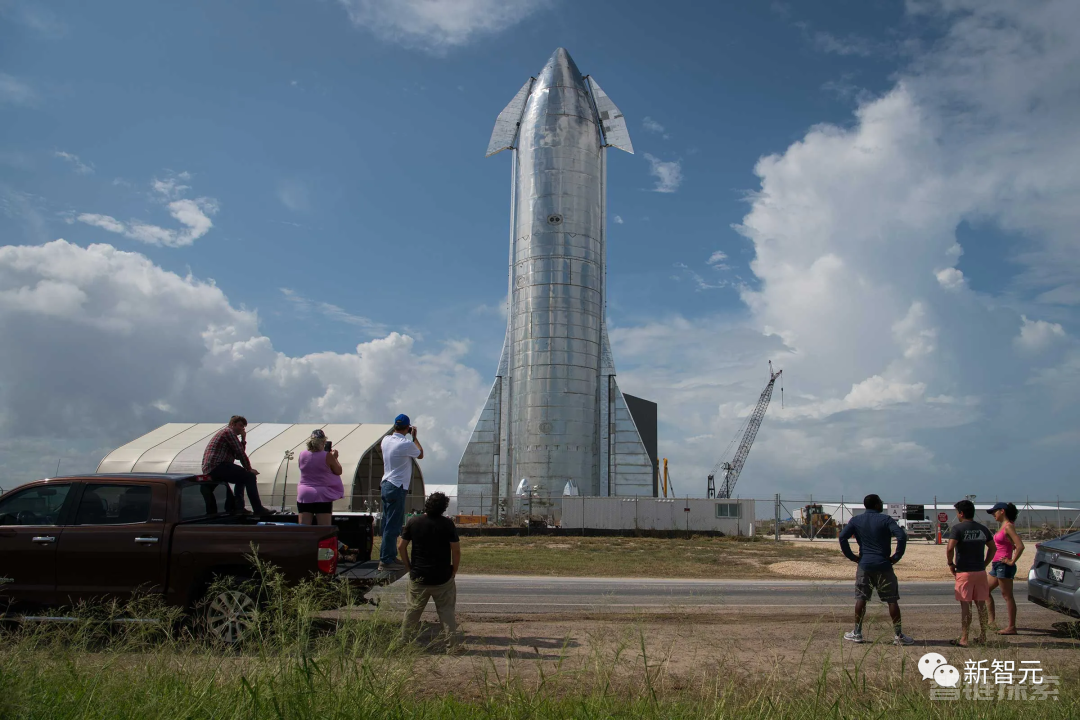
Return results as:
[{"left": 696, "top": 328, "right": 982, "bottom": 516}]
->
[{"left": 297, "top": 450, "right": 344, "bottom": 504}]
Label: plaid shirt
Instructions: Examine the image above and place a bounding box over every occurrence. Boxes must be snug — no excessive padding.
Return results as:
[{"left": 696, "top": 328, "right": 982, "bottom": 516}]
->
[{"left": 201, "top": 427, "right": 248, "bottom": 475}]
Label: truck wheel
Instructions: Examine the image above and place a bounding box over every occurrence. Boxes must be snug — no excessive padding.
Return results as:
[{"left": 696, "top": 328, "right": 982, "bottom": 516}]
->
[{"left": 203, "top": 585, "right": 257, "bottom": 645}]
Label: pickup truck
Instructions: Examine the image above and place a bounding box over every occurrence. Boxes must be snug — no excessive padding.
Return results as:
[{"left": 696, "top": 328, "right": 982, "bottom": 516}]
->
[{"left": 0, "top": 473, "right": 399, "bottom": 642}]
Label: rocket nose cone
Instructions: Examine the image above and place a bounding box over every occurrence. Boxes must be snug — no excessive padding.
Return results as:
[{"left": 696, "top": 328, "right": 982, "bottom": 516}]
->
[{"left": 537, "top": 47, "right": 586, "bottom": 90}]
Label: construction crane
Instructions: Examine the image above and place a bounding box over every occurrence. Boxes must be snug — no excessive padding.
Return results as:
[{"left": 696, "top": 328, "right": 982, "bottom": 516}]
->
[{"left": 707, "top": 361, "right": 783, "bottom": 499}]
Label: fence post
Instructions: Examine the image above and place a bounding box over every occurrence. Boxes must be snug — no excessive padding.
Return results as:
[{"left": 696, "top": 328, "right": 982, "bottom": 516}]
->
[
  {"left": 582, "top": 494, "right": 585, "bottom": 536},
  {"left": 775, "top": 493, "right": 781, "bottom": 541},
  {"left": 1058, "top": 496, "right": 1061, "bottom": 531},
  {"left": 1026, "top": 495, "right": 1031, "bottom": 536}
]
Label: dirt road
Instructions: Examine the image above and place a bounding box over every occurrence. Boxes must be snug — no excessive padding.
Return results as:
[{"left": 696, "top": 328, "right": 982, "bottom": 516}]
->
[{"left": 385, "top": 598, "right": 1079, "bottom": 701}]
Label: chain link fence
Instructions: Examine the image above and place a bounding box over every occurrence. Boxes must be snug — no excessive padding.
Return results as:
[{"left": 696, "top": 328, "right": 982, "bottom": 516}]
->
[{"left": 342, "top": 492, "right": 1080, "bottom": 541}]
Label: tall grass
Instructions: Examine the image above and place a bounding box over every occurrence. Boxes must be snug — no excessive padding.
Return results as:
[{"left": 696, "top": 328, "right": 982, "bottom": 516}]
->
[{"left": 0, "top": 560, "right": 1076, "bottom": 719}]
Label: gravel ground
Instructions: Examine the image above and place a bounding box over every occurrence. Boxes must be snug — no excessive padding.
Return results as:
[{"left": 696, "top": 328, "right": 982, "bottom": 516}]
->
[{"left": 770, "top": 538, "right": 1038, "bottom": 581}]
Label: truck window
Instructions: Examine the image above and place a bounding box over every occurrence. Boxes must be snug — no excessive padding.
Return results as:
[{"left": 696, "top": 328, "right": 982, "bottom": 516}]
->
[
  {"left": 0, "top": 484, "right": 72, "bottom": 526},
  {"left": 179, "top": 482, "right": 232, "bottom": 520},
  {"left": 74, "top": 484, "right": 153, "bottom": 525}
]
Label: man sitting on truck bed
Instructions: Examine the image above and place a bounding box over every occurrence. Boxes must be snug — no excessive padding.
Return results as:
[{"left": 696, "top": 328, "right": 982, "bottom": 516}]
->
[{"left": 201, "top": 415, "right": 273, "bottom": 517}]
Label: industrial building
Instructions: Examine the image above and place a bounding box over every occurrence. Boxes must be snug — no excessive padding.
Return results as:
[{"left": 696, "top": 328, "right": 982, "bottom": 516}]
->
[
  {"left": 561, "top": 497, "right": 757, "bottom": 536},
  {"left": 97, "top": 422, "right": 423, "bottom": 512}
]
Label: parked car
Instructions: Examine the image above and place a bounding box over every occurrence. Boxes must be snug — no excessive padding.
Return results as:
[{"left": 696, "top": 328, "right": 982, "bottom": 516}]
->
[
  {"left": 1027, "top": 530, "right": 1080, "bottom": 618},
  {"left": 0, "top": 473, "right": 398, "bottom": 642}
]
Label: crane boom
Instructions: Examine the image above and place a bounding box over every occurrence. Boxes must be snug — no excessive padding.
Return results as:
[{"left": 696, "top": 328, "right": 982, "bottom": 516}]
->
[{"left": 708, "top": 361, "right": 782, "bottom": 499}]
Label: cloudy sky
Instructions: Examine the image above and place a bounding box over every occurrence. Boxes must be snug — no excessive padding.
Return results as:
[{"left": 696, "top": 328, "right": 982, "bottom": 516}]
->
[{"left": 1, "top": 0, "right": 1077, "bottom": 502}]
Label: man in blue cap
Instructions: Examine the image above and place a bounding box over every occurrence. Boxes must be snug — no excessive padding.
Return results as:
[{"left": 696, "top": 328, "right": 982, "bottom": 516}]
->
[{"left": 379, "top": 413, "right": 424, "bottom": 571}]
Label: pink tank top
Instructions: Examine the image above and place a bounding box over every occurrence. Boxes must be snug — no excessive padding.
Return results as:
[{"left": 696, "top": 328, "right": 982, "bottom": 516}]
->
[
  {"left": 297, "top": 450, "right": 344, "bottom": 504},
  {"left": 993, "top": 525, "right": 1015, "bottom": 563}
]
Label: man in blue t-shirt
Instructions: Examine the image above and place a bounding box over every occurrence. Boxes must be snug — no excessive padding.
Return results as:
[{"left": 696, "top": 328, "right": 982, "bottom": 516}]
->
[{"left": 838, "top": 494, "right": 915, "bottom": 645}]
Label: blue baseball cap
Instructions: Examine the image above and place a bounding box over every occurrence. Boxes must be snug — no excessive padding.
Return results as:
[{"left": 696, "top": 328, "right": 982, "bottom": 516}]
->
[
  {"left": 987, "top": 502, "right": 1010, "bottom": 515},
  {"left": 394, "top": 414, "right": 410, "bottom": 428}
]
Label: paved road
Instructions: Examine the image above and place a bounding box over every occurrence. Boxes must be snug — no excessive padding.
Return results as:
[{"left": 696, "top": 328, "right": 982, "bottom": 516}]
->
[{"left": 372, "top": 574, "right": 960, "bottom": 614}]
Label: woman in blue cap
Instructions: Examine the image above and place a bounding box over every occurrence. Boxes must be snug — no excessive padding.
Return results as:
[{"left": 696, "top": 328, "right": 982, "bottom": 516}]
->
[{"left": 986, "top": 502, "right": 1024, "bottom": 635}]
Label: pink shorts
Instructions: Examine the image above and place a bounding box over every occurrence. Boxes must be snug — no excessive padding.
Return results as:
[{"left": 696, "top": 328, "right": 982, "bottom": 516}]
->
[{"left": 954, "top": 571, "right": 990, "bottom": 602}]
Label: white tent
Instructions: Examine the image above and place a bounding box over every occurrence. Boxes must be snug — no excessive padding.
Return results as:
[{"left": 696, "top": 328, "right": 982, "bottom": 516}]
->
[{"left": 96, "top": 422, "right": 424, "bottom": 511}]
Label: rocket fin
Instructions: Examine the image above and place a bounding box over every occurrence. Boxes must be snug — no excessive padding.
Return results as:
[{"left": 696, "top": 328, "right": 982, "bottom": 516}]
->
[
  {"left": 608, "top": 377, "right": 655, "bottom": 495},
  {"left": 586, "top": 77, "right": 634, "bottom": 154},
  {"left": 457, "top": 376, "right": 502, "bottom": 496},
  {"left": 457, "top": 327, "right": 510, "bottom": 511},
  {"left": 486, "top": 78, "right": 535, "bottom": 157},
  {"left": 600, "top": 323, "right": 616, "bottom": 376}
]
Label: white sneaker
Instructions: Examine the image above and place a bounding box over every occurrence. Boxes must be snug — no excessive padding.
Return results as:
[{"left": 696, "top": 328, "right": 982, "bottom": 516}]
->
[
  {"left": 844, "top": 630, "right": 864, "bottom": 643},
  {"left": 894, "top": 633, "right": 916, "bottom": 646}
]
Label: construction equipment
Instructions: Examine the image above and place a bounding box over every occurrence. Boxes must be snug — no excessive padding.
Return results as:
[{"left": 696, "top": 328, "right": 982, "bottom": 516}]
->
[
  {"left": 797, "top": 503, "right": 837, "bottom": 539},
  {"left": 707, "top": 361, "right": 783, "bottom": 498}
]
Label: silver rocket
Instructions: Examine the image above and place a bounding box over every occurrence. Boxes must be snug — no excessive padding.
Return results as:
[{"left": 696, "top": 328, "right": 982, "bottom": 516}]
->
[{"left": 458, "top": 48, "right": 655, "bottom": 512}]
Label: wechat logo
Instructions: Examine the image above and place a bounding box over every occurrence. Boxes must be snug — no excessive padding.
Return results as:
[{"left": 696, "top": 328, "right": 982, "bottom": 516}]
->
[{"left": 919, "top": 652, "right": 960, "bottom": 687}]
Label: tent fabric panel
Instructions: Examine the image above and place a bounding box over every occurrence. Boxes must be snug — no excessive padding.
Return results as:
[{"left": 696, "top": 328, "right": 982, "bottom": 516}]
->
[
  {"left": 166, "top": 422, "right": 293, "bottom": 475},
  {"left": 132, "top": 423, "right": 239, "bottom": 475},
  {"left": 96, "top": 423, "right": 195, "bottom": 474}
]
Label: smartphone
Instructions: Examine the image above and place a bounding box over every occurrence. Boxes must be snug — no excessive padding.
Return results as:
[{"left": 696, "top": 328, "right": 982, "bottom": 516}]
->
[{"left": 324, "top": 440, "right": 332, "bottom": 452}]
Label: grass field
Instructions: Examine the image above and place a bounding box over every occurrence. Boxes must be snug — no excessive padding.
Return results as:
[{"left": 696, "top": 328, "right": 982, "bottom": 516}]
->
[
  {"left": 375, "top": 534, "right": 844, "bottom": 578},
  {"left": 378, "top": 533, "right": 1037, "bottom": 581}
]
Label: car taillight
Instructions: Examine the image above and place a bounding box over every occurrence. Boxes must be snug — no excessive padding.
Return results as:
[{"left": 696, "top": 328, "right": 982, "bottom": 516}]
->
[
  {"left": 317, "top": 537, "right": 338, "bottom": 574},
  {"left": 195, "top": 474, "right": 211, "bottom": 482}
]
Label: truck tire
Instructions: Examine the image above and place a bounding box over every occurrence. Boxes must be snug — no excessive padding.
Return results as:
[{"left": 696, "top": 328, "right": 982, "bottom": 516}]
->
[{"left": 201, "top": 578, "right": 258, "bottom": 645}]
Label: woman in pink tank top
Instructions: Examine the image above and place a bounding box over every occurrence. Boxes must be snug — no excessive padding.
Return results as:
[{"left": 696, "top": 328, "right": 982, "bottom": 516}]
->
[
  {"left": 986, "top": 502, "right": 1024, "bottom": 635},
  {"left": 296, "top": 429, "right": 344, "bottom": 526}
]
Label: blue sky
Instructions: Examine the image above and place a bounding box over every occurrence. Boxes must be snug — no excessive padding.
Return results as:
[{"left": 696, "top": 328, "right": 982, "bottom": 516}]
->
[{"left": 2, "top": 0, "right": 1078, "bottom": 502}]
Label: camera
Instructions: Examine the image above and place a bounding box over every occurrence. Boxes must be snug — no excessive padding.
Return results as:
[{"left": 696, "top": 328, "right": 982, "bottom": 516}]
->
[{"left": 324, "top": 440, "right": 332, "bottom": 452}]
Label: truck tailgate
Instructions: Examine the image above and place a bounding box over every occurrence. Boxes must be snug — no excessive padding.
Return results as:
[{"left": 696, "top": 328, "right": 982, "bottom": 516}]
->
[{"left": 167, "top": 523, "right": 336, "bottom": 604}]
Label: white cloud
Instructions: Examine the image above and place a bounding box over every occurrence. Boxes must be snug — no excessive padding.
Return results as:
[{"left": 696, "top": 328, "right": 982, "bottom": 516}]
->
[
  {"left": 613, "top": 215, "right": 623, "bottom": 224},
  {"left": 671, "top": 262, "right": 728, "bottom": 292},
  {"left": 471, "top": 294, "right": 509, "bottom": 320},
  {"left": 642, "top": 116, "right": 669, "bottom": 139},
  {"left": 1, "top": 2, "right": 67, "bottom": 37},
  {"left": 54, "top": 151, "right": 94, "bottom": 175},
  {"left": 1014, "top": 315, "right": 1066, "bottom": 353},
  {"left": 0, "top": 240, "right": 487, "bottom": 489},
  {"left": 644, "top": 153, "right": 682, "bottom": 193},
  {"left": 336, "top": 0, "right": 550, "bottom": 52},
  {"left": 707, "top": 250, "right": 731, "bottom": 270},
  {"left": 609, "top": 0, "right": 1080, "bottom": 498},
  {"left": 0, "top": 73, "right": 37, "bottom": 106},
  {"left": 280, "top": 288, "right": 387, "bottom": 334},
  {"left": 77, "top": 174, "right": 218, "bottom": 248},
  {"left": 715, "top": 0, "right": 1080, "bottom": 495},
  {"left": 935, "top": 267, "right": 966, "bottom": 290},
  {"left": 277, "top": 180, "right": 310, "bottom": 212}
]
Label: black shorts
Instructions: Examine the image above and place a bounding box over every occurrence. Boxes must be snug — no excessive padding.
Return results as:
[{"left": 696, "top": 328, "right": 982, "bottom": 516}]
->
[
  {"left": 855, "top": 565, "right": 900, "bottom": 602},
  {"left": 297, "top": 501, "right": 333, "bottom": 514}
]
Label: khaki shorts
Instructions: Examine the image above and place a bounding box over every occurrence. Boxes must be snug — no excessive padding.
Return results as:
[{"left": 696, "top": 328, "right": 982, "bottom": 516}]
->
[{"left": 855, "top": 565, "right": 900, "bottom": 602}]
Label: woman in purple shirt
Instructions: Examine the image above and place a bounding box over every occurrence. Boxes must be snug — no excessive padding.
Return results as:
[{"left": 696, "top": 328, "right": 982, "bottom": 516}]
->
[{"left": 297, "top": 429, "right": 344, "bottom": 526}]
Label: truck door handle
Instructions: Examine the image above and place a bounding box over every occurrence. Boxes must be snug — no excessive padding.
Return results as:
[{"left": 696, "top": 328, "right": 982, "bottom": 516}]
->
[
  {"left": 31, "top": 536, "right": 56, "bottom": 544},
  {"left": 135, "top": 537, "right": 159, "bottom": 544}
]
